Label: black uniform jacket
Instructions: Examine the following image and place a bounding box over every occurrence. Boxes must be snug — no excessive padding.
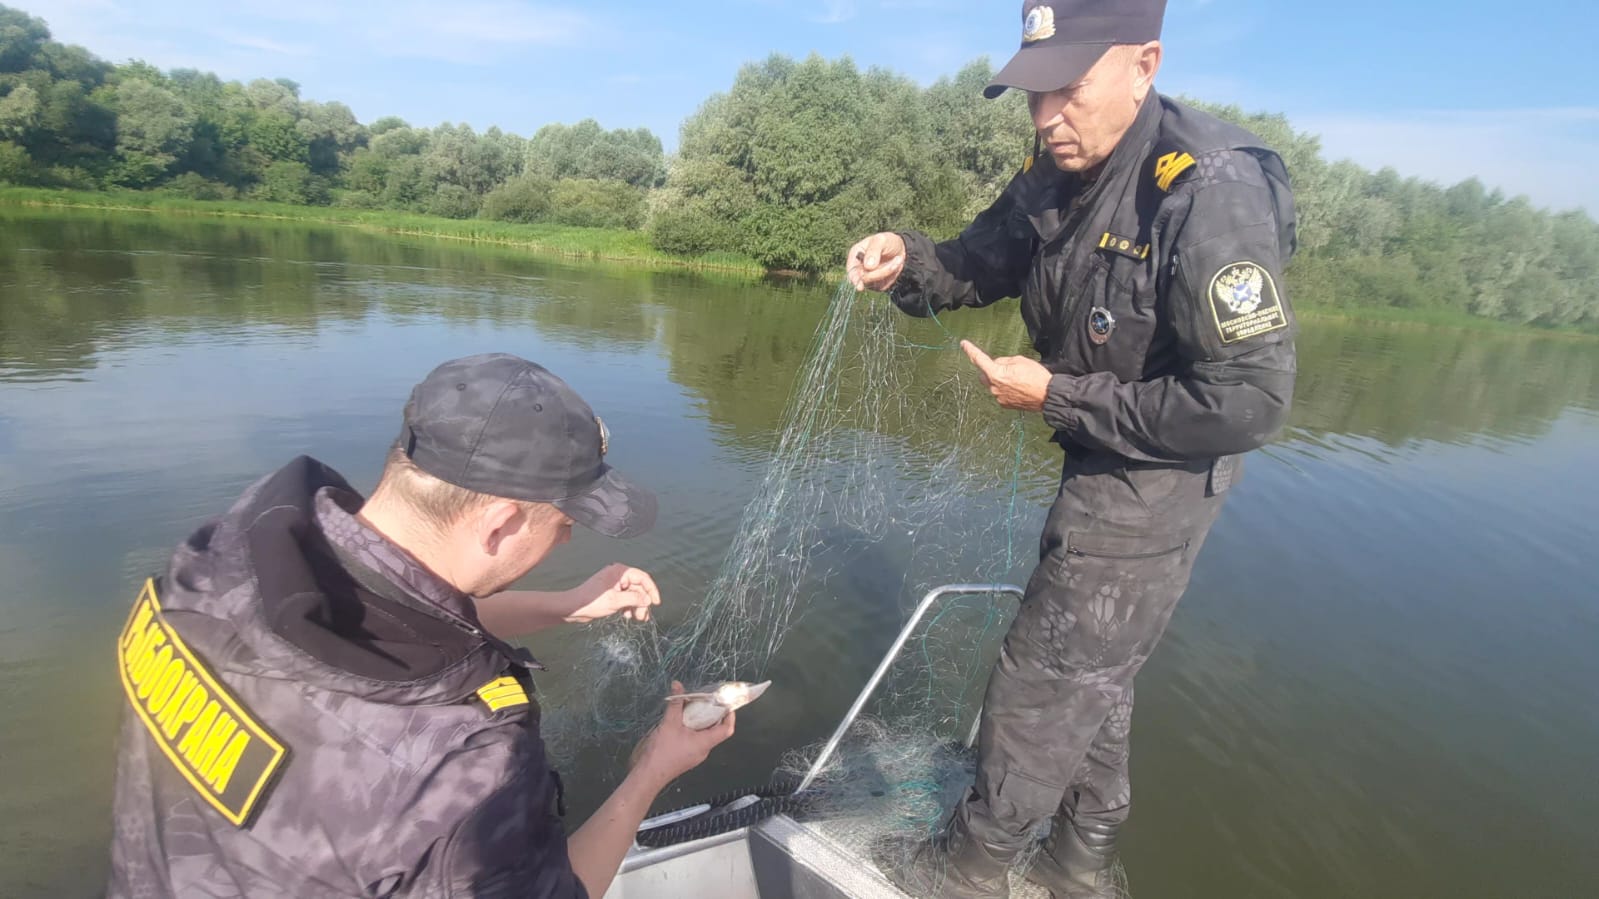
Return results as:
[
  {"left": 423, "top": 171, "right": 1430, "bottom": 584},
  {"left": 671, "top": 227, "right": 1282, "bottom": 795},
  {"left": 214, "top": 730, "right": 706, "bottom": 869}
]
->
[{"left": 891, "top": 93, "right": 1299, "bottom": 467}]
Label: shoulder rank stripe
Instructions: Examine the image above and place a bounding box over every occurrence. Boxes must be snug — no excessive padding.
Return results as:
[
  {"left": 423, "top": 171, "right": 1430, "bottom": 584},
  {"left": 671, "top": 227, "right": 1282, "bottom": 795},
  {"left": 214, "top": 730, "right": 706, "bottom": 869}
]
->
[
  {"left": 1098, "top": 232, "right": 1150, "bottom": 261},
  {"left": 1154, "top": 151, "right": 1196, "bottom": 192},
  {"left": 117, "top": 579, "right": 287, "bottom": 827},
  {"left": 476, "top": 677, "right": 529, "bottom": 712}
]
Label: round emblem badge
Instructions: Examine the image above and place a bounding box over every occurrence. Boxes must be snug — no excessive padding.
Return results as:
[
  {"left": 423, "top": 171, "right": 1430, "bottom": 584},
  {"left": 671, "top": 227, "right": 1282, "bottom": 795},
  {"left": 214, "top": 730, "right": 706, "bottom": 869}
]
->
[
  {"left": 1088, "top": 306, "right": 1115, "bottom": 345},
  {"left": 1022, "top": 5, "right": 1056, "bottom": 42}
]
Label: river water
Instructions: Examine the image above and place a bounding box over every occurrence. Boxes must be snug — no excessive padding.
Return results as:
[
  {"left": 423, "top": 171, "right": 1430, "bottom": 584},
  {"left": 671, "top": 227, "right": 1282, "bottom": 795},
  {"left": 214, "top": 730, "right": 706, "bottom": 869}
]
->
[{"left": 1, "top": 211, "right": 1595, "bottom": 897}]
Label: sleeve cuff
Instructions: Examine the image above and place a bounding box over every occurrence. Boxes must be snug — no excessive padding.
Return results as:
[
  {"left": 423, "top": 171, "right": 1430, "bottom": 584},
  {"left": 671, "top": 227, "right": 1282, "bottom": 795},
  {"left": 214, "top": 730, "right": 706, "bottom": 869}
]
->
[
  {"left": 1041, "top": 373, "right": 1079, "bottom": 433},
  {"left": 886, "top": 230, "right": 935, "bottom": 317}
]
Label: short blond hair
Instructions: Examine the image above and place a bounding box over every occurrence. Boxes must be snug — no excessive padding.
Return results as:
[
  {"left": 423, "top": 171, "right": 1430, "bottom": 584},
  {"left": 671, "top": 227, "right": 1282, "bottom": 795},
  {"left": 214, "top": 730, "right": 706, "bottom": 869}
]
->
[{"left": 372, "top": 445, "right": 555, "bottom": 533}]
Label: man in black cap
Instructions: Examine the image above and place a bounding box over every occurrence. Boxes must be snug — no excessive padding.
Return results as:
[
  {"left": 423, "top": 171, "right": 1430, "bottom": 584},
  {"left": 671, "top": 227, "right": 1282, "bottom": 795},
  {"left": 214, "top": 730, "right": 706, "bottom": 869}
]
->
[
  {"left": 106, "top": 353, "right": 734, "bottom": 898},
  {"left": 848, "top": 1, "right": 1298, "bottom": 896}
]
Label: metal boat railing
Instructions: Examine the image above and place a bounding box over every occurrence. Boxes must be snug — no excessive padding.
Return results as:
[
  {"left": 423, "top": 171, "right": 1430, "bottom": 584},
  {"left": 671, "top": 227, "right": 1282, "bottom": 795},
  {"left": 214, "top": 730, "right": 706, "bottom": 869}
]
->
[
  {"left": 793, "top": 582, "right": 1023, "bottom": 795},
  {"left": 631, "top": 581, "right": 1023, "bottom": 847}
]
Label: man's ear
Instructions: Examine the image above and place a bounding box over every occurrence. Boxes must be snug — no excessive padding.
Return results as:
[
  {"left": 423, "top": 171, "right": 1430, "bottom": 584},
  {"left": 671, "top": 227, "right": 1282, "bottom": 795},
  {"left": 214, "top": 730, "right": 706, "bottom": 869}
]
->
[
  {"left": 475, "top": 500, "right": 523, "bottom": 555},
  {"left": 1133, "top": 41, "right": 1162, "bottom": 98}
]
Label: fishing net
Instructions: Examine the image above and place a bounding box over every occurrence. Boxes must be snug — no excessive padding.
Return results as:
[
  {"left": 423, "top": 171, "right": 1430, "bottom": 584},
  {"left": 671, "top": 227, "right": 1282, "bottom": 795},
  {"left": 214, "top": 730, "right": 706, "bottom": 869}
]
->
[
  {"left": 539, "top": 282, "right": 1118, "bottom": 890},
  {"left": 544, "top": 281, "right": 1041, "bottom": 731}
]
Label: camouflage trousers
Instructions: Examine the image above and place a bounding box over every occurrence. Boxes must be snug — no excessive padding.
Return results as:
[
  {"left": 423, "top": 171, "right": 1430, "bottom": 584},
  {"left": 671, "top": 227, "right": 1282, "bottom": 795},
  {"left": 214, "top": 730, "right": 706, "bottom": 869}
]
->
[{"left": 964, "top": 453, "right": 1229, "bottom": 848}]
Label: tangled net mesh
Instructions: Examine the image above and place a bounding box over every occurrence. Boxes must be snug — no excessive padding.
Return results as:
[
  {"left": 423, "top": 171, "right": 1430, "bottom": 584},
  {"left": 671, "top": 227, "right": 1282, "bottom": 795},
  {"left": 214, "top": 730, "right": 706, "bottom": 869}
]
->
[{"left": 540, "top": 283, "right": 1124, "bottom": 892}]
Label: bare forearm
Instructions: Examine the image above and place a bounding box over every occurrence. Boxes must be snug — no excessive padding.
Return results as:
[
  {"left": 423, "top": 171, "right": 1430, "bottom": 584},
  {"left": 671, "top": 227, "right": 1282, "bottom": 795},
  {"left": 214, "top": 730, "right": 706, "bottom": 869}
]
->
[
  {"left": 472, "top": 589, "right": 580, "bottom": 639},
  {"left": 566, "top": 767, "right": 669, "bottom": 898}
]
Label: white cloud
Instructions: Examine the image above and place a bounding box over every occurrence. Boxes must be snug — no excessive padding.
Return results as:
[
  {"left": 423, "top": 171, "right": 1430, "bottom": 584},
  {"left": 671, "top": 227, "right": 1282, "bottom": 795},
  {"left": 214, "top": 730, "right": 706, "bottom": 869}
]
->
[
  {"left": 813, "top": 0, "right": 857, "bottom": 24},
  {"left": 31, "top": 0, "right": 182, "bottom": 65},
  {"left": 1295, "top": 107, "right": 1599, "bottom": 215},
  {"left": 36, "top": 0, "right": 316, "bottom": 76},
  {"left": 214, "top": 31, "right": 312, "bottom": 57},
  {"left": 232, "top": 0, "right": 341, "bottom": 26},
  {"left": 36, "top": 0, "right": 590, "bottom": 71},
  {"left": 365, "top": 1, "right": 588, "bottom": 63}
]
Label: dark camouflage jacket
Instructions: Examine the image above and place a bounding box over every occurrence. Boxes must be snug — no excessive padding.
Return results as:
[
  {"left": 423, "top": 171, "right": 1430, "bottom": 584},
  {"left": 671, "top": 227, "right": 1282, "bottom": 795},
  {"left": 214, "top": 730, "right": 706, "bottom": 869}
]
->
[
  {"left": 892, "top": 92, "right": 1299, "bottom": 467},
  {"left": 107, "top": 456, "right": 585, "bottom": 898}
]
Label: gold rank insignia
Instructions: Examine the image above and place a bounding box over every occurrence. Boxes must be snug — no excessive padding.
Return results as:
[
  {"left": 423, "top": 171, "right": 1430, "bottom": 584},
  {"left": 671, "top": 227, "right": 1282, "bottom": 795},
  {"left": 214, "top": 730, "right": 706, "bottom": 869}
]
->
[
  {"left": 1154, "top": 151, "right": 1196, "bottom": 192},
  {"left": 1023, "top": 5, "right": 1056, "bottom": 43},
  {"left": 476, "top": 676, "right": 530, "bottom": 713}
]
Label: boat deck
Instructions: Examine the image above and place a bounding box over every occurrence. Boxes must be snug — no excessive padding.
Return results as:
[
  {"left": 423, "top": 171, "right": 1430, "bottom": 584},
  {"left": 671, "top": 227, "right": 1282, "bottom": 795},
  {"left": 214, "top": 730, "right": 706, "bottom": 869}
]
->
[{"left": 607, "top": 813, "right": 1058, "bottom": 899}]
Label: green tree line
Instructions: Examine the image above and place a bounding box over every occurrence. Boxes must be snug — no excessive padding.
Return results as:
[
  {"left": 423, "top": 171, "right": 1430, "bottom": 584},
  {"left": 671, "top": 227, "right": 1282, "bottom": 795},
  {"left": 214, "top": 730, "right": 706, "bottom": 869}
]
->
[
  {"left": 0, "top": 5, "right": 1594, "bottom": 327},
  {"left": 0, "top": 5, "right": 662, "bottom": 229}
]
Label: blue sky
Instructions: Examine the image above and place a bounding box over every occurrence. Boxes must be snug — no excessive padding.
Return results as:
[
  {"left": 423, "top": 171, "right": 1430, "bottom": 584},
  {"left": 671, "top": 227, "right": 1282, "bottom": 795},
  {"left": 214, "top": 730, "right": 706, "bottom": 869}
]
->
[{"left": 25, "top": 0, "right": 1599, "bottom": 214}]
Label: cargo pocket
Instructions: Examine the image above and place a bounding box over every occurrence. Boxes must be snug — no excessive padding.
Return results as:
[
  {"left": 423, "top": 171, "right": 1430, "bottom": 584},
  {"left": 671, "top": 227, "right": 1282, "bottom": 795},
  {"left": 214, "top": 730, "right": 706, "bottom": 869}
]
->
[
  {"left": 996, "top": 768, "right": 1065, "bottom": 826},
  {"left": 1045, "top": 531, "right": 1191, "bottom": 673},
  {"left": 1119, "top": 464, "right": 1185, "bottom": 516},
  {"left": 1063, "top": 530, "right": 1187, "bottom": 566}
]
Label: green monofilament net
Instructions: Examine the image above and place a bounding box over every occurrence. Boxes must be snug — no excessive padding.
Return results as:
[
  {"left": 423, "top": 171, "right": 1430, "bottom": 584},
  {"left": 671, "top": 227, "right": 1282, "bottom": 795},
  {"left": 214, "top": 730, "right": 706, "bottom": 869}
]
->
[{"left": 542, "top": 282, "right": 1115, "bottom": 891}]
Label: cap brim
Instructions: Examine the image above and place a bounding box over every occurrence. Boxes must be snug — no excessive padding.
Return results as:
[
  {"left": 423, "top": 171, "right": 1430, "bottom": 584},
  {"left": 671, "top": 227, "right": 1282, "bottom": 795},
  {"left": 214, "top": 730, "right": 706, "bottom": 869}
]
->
[
  {"left": 554, "top": 464, "right": 657, "bottom": 539},
  {"left": 983, "top": 42, "right": 1113, "bottom": 99}
]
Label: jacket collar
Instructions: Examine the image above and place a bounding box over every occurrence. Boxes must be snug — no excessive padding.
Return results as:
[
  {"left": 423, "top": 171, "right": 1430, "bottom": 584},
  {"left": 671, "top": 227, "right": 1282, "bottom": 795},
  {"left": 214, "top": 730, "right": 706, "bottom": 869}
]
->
[
  {"left": 225, "top": 456, "right": 519, "bottom": 705},
  {"left": 1022, "top": 92, "right": 1165, "bottom": 242}
]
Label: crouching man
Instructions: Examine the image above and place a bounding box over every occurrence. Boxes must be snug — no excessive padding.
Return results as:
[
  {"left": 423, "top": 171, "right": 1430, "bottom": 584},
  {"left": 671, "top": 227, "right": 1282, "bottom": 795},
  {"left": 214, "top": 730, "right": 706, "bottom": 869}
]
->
[{"left": 107, "top": 353, "right": 732, "bottom": 898}]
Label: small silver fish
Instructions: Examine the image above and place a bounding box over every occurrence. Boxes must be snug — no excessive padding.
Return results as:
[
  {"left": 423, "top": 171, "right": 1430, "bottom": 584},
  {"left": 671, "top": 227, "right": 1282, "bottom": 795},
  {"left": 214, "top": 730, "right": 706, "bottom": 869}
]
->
[{"left": 665, "top": 680, "right": 771, "bottom": 730}]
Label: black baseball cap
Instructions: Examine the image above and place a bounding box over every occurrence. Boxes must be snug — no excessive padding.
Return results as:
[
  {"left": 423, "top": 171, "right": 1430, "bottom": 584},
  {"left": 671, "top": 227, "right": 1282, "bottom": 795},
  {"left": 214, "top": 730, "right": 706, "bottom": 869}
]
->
[
  {"left": 984, "top": 0, "right": 1168, "bottom": 99},
  {"left": 397, "top": 353, "right": 657, "bottom": 538}
]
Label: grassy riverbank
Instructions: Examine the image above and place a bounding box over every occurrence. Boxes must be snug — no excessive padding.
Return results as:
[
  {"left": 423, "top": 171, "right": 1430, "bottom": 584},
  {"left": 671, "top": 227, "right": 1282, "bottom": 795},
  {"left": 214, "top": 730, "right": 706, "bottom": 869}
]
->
[
  {"left": 4, "top": 186, "right": 1594, "bottom": 338},
  {"left": 0, "top": 187, "right": 764, "bottom": 274},
  {"left": 1292, "top": 301, "right": 1599, "bottom": 338}
]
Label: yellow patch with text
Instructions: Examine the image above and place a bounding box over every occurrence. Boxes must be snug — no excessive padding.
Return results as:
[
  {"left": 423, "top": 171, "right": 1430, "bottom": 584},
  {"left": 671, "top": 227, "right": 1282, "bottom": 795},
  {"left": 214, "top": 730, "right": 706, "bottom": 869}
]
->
[{"left": 117, "top": 579, "right": 287, "bottom": 827}]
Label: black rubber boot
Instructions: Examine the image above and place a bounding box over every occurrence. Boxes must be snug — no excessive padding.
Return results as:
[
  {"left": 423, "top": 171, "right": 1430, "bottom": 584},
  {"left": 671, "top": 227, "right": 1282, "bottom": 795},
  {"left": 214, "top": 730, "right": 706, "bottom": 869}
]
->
[
  {"left": 1023, "top": 813, "right": 1121, "bottom": 899},
  {"left": 883, "top": 801, "right": 1018, "bottom": 899}
]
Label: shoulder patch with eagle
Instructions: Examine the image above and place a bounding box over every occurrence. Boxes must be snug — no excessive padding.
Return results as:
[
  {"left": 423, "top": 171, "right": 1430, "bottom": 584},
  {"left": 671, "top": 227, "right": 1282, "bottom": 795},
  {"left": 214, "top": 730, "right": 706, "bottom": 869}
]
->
[{"left": 1207, "top": 261, "right": 1287, "bottom": 344}]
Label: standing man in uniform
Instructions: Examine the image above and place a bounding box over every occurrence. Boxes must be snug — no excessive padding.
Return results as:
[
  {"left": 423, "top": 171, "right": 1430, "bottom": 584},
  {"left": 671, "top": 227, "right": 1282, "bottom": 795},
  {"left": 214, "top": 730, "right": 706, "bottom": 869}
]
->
[
  {"left": 848, "top": 1, "right": 1297, "bottom": 896},
  {"left": 108, "top": 353, "right": 735, "bottom": 898}
]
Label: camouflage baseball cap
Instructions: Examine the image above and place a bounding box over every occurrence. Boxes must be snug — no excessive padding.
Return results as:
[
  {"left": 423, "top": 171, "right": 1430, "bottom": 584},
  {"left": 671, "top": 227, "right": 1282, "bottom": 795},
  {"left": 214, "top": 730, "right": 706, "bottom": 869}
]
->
[
  {"left": 398, "top": 353, "right": 657, "bottom": 538},
  {"left": 984, "top": 0, "right": 1167, "bottom": 99}
]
